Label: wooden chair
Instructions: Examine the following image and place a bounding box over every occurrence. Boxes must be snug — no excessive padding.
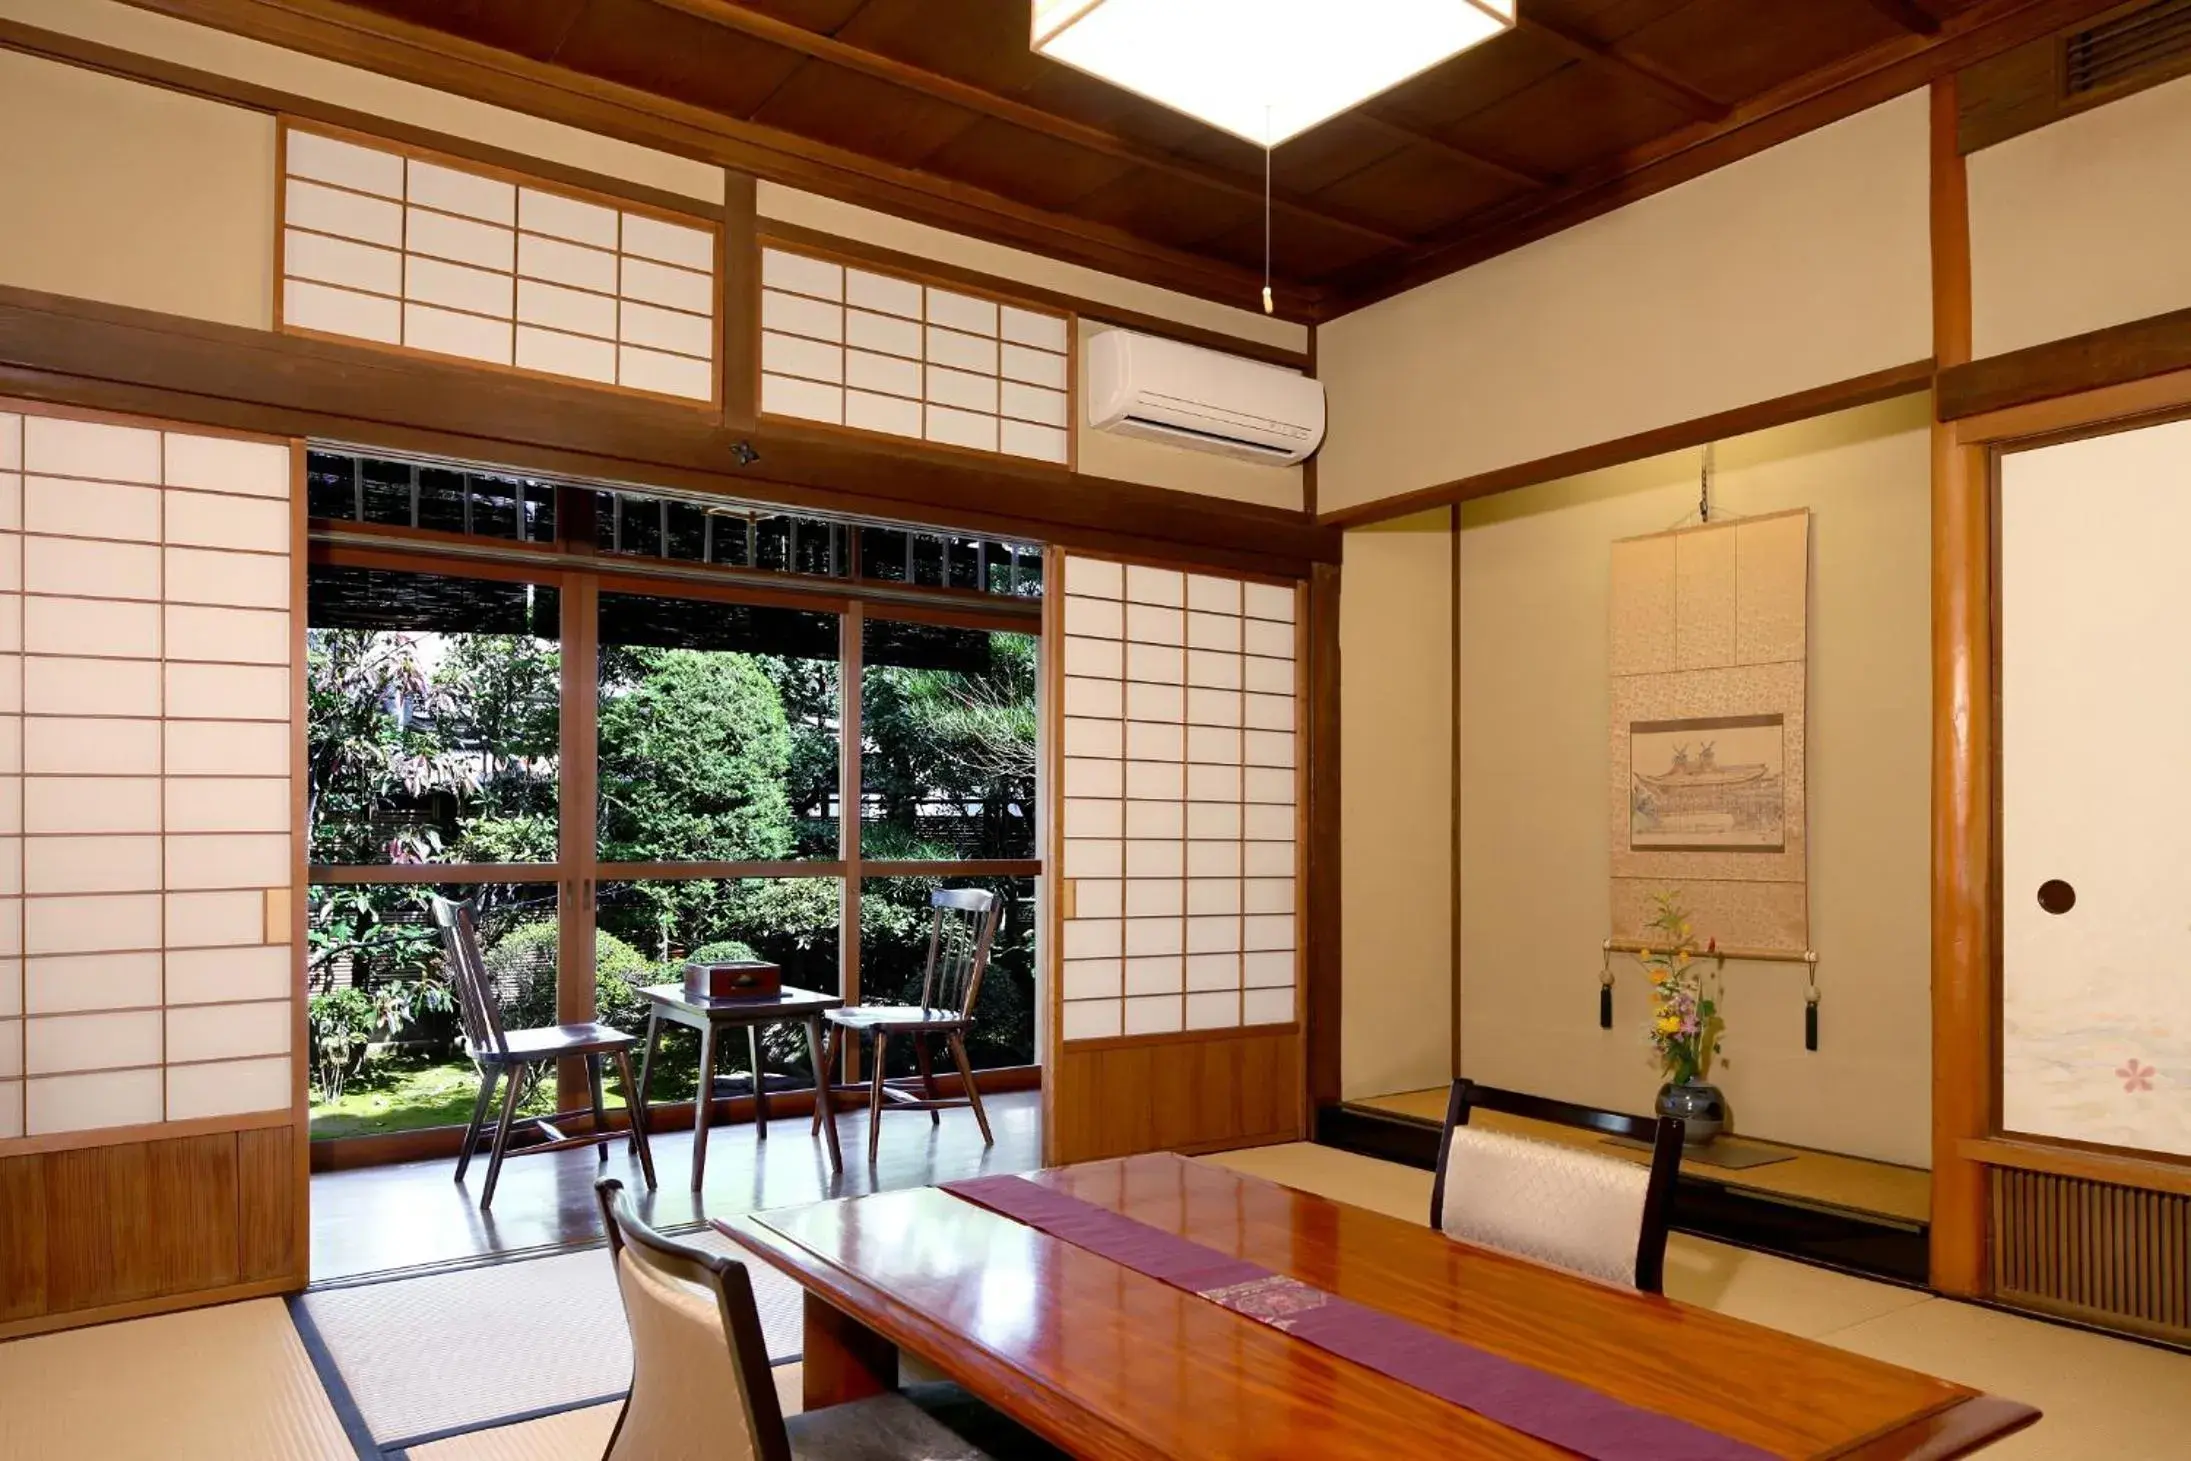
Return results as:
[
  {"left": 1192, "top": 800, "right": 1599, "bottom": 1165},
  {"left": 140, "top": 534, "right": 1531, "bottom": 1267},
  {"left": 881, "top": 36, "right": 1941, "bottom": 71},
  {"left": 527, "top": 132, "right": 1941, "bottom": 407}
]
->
[
  {"left": 433, "top": 897, "right": 657, "bottom": 1209},
  {"left": 1429, "top": 1079, "right": 1684, "bottom": 1293},
  {"left": 813, "top": 888, "right": 1001, "bottom": 1166},
  {"left": 594, "top": 1177, "right": 1004, "bottom": 1461}
]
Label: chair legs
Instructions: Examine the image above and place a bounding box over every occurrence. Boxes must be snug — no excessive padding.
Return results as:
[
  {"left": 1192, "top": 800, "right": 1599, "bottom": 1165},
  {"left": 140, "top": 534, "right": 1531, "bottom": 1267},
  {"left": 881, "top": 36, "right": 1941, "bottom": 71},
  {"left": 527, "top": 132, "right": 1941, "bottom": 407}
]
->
[
  {"left": 947, "top": 1032, "right": 993, "bottom": 1147},
  {"left": 461, "top": 1050, "right": 657, "bottom": 1211},
  {"left": 480, "top": 1058, "right": 528, "bottom": 1209},
  {"left": 613, "top": 1047, "right": 657, "bottom": 1191},
  {"left": 811, "top": 1023, "right": 841, "bottom": 1136},
  {"left": 822, "top": 1025, "right": 992, "bottom": 1165},
  {"left": 454, "top": 1063, "right": 501, "bottom": 1185},
  {"left": 913, "top": 1034, "right": 941, "bottom": 1127},
  {"left": 806, "top": 1017, "right": 841, "bottom": 1174}
]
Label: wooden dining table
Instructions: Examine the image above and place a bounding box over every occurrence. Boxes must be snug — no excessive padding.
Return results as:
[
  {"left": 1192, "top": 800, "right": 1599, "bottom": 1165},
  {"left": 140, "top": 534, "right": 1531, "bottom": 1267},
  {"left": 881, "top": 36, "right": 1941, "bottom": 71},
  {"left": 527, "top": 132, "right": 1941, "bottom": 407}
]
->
[{"left": 723, "top": 1153, "right": 2038, "bottom": 1460}]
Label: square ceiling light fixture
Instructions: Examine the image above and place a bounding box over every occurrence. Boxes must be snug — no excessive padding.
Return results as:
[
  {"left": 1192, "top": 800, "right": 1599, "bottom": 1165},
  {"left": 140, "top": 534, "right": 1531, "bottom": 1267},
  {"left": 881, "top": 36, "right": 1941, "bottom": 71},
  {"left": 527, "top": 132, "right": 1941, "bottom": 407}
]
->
[{"left": 1031, "top": 0, "right": 1516, "bottom": 148}]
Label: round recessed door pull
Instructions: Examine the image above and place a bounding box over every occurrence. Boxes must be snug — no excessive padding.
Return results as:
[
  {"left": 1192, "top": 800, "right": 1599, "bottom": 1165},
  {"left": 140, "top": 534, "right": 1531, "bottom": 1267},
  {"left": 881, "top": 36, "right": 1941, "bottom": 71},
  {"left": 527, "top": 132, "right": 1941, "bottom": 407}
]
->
[{"left": 2037, "top": 879, "right": 2076, "bottom": 915}]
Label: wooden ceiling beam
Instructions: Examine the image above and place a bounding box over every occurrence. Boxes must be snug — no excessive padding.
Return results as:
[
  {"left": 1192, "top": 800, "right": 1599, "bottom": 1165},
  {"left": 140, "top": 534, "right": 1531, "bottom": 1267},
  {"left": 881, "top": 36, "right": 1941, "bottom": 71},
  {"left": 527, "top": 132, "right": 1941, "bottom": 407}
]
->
[
  {"left": 1519, "top": 14, "right": 1731, "bottom": 122},
  {"left": 110, "top": 0, "right": 1327, "bottom": 316},
  {"left": 646, "top": 0, "right": 1413, "bottom": 248},
  {"left": 1330, "top": 0, "right": 2134, "bottom": 313},
  {"left": 1860, "top": 0, "right": 1948, "bottom": 33},
  {"left": 1352, "top": 109, "right": 1558, "bottom": 191},
  {"left": 0, "top": 284, "right": 1340, "bottom": 569}
]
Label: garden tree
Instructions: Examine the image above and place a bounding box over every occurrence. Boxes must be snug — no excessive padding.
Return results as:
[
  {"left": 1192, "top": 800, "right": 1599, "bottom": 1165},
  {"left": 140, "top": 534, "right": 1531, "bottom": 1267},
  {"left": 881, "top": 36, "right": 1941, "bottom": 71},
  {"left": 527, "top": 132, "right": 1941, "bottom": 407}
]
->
[
  {"left": 597, "top": 646, "right": 805, "bottom": 958},
  {"left": 306, "top": 626, "right": 557, "bottom": 979},
  {"left": 598, "top": 645, "right": 797, "bottom": 860},
  {"left": 438, "top": 633, "right": 560, "bottom": 863},
  {"left": 756, "top": 656, "right": 841, "bottom": 851},
  {"left": 854, "top": 631, "right": 1040, "bottom": 1068},
  {"left": 308, "top": 619, "right": 1041, "bottom": 1123},
  {"left": 306, "top": 628, "right": 469, "bottom": 865},
  {"left": 859, "top": 632, "right": 1038, "bottom": 859}
]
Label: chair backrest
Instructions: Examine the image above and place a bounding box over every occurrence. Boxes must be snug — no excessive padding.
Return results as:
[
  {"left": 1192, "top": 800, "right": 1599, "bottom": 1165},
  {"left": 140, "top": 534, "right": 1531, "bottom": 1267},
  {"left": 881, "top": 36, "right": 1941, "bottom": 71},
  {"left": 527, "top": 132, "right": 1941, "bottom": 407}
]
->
[
  {"left": 1428, "top": 1079, "right": 1684, "bottom": 1293},
  {"left": 431, "top": 896, "right": 508, "bottom": 1061},
  {"left": 595, "top": 1178, "right": 791, "bottom": 1461},
  {"left": 916, "top": 887, "right": 1000, "bottom": 1020}
]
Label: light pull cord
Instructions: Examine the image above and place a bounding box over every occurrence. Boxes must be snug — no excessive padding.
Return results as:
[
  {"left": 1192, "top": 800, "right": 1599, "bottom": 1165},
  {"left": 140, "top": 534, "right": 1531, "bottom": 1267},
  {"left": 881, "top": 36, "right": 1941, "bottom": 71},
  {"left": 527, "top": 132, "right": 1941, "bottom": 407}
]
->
[{"left": 1262, "top": 108, "right": 1274, "bottom": 315}]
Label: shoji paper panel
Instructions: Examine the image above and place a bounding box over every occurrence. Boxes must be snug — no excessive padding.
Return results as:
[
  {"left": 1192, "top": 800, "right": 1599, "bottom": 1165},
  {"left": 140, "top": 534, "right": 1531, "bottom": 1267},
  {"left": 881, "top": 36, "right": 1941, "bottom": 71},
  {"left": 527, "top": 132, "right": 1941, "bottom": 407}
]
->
[
  {"left": 759, "top": 243, "right": 1072, "bottom": 465},
  {"left": 1057, "top": 553, "right": 1299, "bottom": 1043},
  {"left": 280, "top": 126, "right": 721, "bottom": 405},
  {"left": 0, "top": 411, "right": 16, "bottom": 1138},
  {"left": 0, "top": 405, "right": 296, "bottom": 1143}
]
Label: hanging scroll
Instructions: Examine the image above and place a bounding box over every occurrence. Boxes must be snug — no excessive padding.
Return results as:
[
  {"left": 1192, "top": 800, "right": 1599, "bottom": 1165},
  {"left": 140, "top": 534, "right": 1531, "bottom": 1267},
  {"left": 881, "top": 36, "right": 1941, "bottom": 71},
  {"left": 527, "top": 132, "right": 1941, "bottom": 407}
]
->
[{"left": 1608, "top": 509, "right": 1810, "bottom": 954}]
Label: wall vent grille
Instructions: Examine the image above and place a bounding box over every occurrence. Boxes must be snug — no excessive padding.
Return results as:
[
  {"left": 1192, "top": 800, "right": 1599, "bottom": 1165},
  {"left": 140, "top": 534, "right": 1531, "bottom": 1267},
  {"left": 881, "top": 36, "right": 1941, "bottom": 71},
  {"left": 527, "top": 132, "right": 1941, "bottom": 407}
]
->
[
  {"left": 1991, "top": 1165, "right": 2191, "bottom": 1345},
  {"left": 2065, "top": 0, "right": 2191, "bottom": 97}
]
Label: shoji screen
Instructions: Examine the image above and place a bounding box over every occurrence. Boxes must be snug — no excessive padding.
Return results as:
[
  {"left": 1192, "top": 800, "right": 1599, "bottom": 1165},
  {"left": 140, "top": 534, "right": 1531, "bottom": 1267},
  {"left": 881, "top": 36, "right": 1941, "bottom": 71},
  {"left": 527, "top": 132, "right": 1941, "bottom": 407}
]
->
[
  {"left": 757, "top": 242, "right": 1073, "bottom": 464},
  {"left": 0, "top": 405, "right": 296, "bottom": 1143},
  {"left": 279, "top": 125, "right": 722, "bottom": 406},
  {"left": 1055, "top": 554, "right": 1300, "bottom": 1041}
]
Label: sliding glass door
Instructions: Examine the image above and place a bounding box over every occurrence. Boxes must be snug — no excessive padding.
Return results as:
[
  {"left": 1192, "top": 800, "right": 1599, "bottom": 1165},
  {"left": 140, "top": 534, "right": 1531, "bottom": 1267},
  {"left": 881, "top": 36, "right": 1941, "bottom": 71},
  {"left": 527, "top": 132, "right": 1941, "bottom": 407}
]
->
[{"left": 304, "top": 452, "right": 1041, "bottom": 1148}]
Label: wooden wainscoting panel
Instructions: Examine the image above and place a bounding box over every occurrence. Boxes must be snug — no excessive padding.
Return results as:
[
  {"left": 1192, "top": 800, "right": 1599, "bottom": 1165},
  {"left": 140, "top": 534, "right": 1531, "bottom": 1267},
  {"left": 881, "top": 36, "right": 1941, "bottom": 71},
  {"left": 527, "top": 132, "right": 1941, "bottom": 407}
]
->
[
  {"left": 27, "top": 1132, "right": 242, "bottom": 1318},
  {"left": 238, "top": 1126, "right": 301, "bottom": 1285},
  {"left": 1991, "top": 1164, "right": 2191, "bottom": 1345},
  {"left": 149, "top": 1134, "right": 244, "bottom": 1300},
  {"left": 1050, "top": 1028, "right": 1304, "bottom": 1165},
  {"left": 0, "top": 1154, "right": 49, "bottom": 1322}
]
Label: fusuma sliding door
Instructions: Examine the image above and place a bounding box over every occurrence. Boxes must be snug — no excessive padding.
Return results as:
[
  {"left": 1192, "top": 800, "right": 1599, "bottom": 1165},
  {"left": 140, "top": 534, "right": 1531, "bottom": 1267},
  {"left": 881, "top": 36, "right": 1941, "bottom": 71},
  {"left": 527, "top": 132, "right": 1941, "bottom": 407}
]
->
[
  {"left": 2000, "top": 419, "right": 2191, "bottom": 1159},
  {"left": 1995, "top": 415, "right": 2191, "bottom": 1344}
]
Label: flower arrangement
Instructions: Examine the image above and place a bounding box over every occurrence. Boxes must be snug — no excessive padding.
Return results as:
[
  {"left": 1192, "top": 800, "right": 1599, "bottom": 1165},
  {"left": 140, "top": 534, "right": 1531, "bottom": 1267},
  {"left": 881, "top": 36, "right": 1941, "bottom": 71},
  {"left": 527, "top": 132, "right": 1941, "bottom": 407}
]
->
[{"left": 1640, "top": 890, "right": 1725, "bottom": 1086}]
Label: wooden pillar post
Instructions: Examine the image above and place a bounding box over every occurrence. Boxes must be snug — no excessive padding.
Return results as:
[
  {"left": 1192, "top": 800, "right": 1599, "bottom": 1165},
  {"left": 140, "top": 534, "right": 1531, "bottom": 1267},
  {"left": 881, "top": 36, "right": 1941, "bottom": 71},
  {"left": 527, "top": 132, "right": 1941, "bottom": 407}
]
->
[
  {"left": 1929, "top": 73, "right": 1992, "bottom": 1297},
  {"left": 1304, "top": 561, "right": 1343, "bottom": 1113},
  {"left": 839, "top": 603, "right": 864, "bottom": 1088},
  {"left": 557, "top": 488, "right": 601, "bottom": 1115}
]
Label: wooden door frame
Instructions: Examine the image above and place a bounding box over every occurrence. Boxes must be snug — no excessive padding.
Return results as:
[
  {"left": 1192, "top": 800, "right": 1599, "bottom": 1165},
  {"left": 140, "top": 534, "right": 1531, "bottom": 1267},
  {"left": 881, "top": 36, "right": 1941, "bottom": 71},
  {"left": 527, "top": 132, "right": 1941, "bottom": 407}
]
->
[{"left": 1931, "top": 353, "right": 2191, "bottom": 1294}]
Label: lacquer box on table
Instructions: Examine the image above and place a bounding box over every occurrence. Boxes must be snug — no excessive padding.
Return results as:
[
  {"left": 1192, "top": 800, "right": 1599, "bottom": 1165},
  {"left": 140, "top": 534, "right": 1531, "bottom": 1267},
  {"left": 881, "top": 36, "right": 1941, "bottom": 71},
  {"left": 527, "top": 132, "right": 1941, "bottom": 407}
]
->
[{"left": 682, "top": 960, "right": 782, "bottom": 1000}]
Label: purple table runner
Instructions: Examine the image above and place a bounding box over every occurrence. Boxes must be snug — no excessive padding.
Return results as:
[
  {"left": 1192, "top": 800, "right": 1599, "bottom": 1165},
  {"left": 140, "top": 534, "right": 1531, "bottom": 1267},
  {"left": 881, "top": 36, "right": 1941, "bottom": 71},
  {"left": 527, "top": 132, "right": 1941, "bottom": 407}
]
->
[{"left": 942, "top": 1173, "right": 1776, "bottom": 1461}]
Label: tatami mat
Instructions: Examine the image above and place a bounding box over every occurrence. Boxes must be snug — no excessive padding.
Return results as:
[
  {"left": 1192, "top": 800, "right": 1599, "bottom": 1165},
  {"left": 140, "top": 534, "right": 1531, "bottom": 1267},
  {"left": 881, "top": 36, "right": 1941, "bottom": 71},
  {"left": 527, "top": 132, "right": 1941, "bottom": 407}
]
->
[
  {"left": 401, "top": 1364, "right": 805, "bottom": 1461},
  {"left": 0, "top": 1298, "right": 352, "bottom": 1461},
  {"left": 1822, "top": 1296, "right": 2191, "bottom": 1460},
  {"left": 295, "top": 1230, "right": 803, "bottom": 1454},
  {"left": 396, "top": 1402, "right": 620, "bottom": 1461}
]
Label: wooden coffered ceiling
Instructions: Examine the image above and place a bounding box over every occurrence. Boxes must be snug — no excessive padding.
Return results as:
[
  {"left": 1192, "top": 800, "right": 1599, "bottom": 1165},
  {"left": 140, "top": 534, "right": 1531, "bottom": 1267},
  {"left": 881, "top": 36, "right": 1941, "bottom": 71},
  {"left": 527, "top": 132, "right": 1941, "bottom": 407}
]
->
[{"left": 131, "top": 0, "right": 2129, "bottom": 321}]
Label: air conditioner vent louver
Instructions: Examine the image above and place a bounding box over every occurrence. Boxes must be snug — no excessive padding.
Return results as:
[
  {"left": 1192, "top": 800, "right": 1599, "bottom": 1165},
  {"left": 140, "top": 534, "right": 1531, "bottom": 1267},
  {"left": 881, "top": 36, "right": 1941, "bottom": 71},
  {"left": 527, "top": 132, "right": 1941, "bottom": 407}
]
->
[{"left": 2065, "top": 0, "right": 2191, "bottom": 96}]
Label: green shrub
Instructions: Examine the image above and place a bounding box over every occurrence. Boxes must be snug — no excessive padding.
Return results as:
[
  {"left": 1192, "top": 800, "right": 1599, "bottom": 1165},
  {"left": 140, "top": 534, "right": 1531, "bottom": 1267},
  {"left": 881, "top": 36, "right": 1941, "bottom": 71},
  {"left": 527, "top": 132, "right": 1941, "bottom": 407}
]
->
[
  {"left": 488, "top": 920, "right": 655, "bottom": 1035},
  {"left": 690, "top": 939, "right": 761, "bottom": 964},
  {"left": 308, "top": 986, "right": 377, "bottom": 1099}
]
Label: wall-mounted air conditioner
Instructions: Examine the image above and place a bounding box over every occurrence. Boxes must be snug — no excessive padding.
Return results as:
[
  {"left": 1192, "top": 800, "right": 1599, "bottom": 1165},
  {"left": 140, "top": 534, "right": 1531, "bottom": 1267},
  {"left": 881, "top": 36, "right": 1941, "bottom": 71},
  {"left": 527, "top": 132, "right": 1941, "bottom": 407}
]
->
[{"left": 1085, "top": 328, "right": 1326, "bottom": 467}]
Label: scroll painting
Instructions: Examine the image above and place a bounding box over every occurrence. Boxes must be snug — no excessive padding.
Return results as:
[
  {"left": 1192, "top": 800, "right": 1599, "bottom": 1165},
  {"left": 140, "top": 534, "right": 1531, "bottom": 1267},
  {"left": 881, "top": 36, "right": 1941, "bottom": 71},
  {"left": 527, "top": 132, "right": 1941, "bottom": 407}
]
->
[{"left": 1609, "top": 510, "right": 1809, "bottom": 953}]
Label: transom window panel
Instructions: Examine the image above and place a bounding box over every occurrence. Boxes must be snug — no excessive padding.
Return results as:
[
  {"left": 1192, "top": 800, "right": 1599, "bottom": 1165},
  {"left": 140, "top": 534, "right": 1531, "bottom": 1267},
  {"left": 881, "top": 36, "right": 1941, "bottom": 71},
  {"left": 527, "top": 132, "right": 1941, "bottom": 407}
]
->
[
  {"left": 758, "top": 242, "right": 1072, "bottom": 467},
  {"left": 1055, "top": 553, "right": 1299, "bottom": 1043},
  {"left": 0, "top": 405, "right": 298, "bottom": 1143},
  {"left": 279, "top": 125, "right": 722, "bottom": 406}
]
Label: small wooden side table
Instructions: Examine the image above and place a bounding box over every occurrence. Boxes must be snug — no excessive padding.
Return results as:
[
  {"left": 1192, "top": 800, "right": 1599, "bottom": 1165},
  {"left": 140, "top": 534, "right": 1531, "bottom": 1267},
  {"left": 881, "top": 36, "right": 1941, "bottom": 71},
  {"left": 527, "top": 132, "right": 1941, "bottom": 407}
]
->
[{"left": 632, "top": 983, "right": 845, "bottom": 1186}]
